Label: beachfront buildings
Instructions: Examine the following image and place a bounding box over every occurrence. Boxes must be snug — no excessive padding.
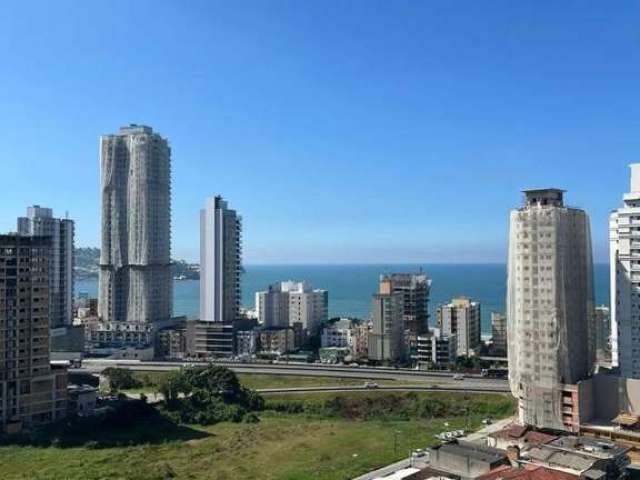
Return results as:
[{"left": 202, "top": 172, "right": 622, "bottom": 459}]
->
[
  {"left": 610, "top": 164, "right": 640, "bottom": 378},
  {"left": 368, "top": 273, "right": 430, "bottom": 363},
  {"left": 255, "top": 281, "right": 328, "bottom": 336},
  {"left": 187, "top": 196, "right": 242, "bottom": 358},
  {"left": 507, "top": 189, "right": 595, "bottom": 431},
  {"left": 17, "top": 206, "right": 74, "bottom": 328},
  {"left": 98, "top": 124, "right": 172, "bottom": 326},
  {"left": 0, "top": 234, "right": 68, "bottom": 432},
  {"left": 199, "top": 196, "right": 242, "bottom": 323},
  {"left": 437, "top": 297, "right": 481, "bottom": 357},
  {"left": 491, "top": 312, "right": 508, "bottom": 357}
]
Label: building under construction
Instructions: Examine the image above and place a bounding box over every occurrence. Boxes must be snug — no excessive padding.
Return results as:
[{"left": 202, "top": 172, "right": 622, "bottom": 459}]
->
[
  {"left": 507, "top": 189, "right": 595, "bottom": 432},
  {"left": 98, "top": 125, "right": 172, "bottom": 327}
]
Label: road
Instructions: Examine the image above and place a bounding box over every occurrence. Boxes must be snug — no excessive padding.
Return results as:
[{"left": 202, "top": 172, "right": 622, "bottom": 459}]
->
[{"left": 79, "top": 359, "right": 509, "bottom": 393}]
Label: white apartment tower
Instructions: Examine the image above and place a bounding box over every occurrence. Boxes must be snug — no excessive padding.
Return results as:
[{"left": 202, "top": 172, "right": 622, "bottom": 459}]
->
[
  {"left": 98, "top": 124, "right": 172, "bottom": 325},
  {"left": 200, "top": 196, "right": 242, "bottom": 323},
  {"left": 17, "top": 206, "right": 74, "bottom": 328},
  {"left": 610, "top": 164, "right": 640, "bottom": 377},
  {"left": 255, "top": 281, "right": 328, "bottom": 334},
  {"left": 507, "top": 189, "right": 595, "bottom": 431},
  {"left": 437, "top": 297, "right": 481, "bottom": 357}
]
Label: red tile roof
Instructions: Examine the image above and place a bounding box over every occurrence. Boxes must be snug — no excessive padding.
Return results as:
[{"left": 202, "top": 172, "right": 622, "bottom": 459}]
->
[
  {"left": 477, "top": 464, "right": 579, "bottom": 480},
  {"left": 489, "top": 423, "right": 529, "bottom": 440}
]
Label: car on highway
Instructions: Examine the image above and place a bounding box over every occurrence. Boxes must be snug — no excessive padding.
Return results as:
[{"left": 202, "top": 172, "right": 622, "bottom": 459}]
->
[
  {"left": 363, "top": 381, "right": 379, "bottom": 389},
  {"left": 452, "top": 373, "right": 465, "bottom": 380}
]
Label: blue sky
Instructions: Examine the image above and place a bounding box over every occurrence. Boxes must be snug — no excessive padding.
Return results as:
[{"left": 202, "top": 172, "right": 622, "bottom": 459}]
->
[{"left": 1, "top": 1, "right": 638, "bottom": 264}]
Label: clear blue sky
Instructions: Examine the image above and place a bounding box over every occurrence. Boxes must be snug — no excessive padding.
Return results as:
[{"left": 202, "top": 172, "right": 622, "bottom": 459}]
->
[{"left": 1, "top": 1, "right": 638, "bottom": 264}]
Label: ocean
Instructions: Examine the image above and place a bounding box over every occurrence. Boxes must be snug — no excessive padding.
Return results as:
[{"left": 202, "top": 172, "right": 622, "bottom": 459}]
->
[{"left": 76, "top": 263, "right": 610, "bottom": 335}]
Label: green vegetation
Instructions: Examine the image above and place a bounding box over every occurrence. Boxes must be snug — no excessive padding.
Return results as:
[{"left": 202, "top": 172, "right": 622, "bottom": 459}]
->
[
  {"left": 0, "top": 389, "right": 516, "bottom": 480},
  {"left": 103, "top": 368, "right": 143, "bottom": 391},
  {"left": 124, "top": 370, "right": 420, "bottom": 395},
  {"left": 159, "top": 365, "right": 263, "bottom": 425}
]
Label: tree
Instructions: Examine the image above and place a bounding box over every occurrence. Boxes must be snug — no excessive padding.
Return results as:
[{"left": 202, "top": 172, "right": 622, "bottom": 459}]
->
[{"left": 103, "top": 368, "right": 142, "bottom": 391}]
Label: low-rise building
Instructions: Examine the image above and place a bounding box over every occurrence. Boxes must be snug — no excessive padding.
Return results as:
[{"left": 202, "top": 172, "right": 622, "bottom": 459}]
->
[
  {"left": 157, "top": 326, "right": 187, "bottom": 360},
  {"left": 416, "top": 328, "right": 457, "bottom": 366},
  {"left": 319, "top": 347, "right": 350, "bottom": 364},
  {"left": 521, "top": 436, "right": 629, "bottom": 480},
  {"left": 67, "top": 384, "right": 98, "bottom": 416},
  {"left": 258, "top": 327, "right": 295, "bottom": 355},
  {"left": 321, "top": 318, "right": 354, "bottom": 348},
  {"left": 236, "top": 330, "right": 259, "bottom": 357},
  {"left": 427, "top": 440, "right": 508, "bottom": 478},
  {"left": 477, "top": 464, "right": 579, "bottom": 480},
  {"left": 487, "top": 424, "right": 557, "bottom": 451},
  {"left": 186, "top": 321, "right": 234, "bottom": 358}
]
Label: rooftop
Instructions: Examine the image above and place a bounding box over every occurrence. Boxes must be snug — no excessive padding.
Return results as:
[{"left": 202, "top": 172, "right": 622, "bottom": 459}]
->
[
  {"left": 431, "top": 440, "right": 506, "bottom": 464},
  {"left": 477, "top": 464, "right": 578, "bottom": 480}
]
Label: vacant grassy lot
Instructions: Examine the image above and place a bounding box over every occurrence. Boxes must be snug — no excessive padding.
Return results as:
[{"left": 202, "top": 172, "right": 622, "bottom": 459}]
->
[
  {"left": 0, "top": 392, "right": 515, "bottom": 480},
  {"left": 125, "top": 371, "right": 414, "bottom": 394}
]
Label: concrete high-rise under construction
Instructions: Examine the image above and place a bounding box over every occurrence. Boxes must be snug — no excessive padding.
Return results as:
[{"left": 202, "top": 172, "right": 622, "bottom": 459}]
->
[
  {"left": 98, "top": 125, "right": 172, "bottom": 325},
  {"left": 507, "top": 189, "right": 595, "bottom": 431}
]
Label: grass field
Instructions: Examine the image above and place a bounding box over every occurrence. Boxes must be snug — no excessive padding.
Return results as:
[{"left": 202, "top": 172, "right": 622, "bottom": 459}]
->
[
  {"left": 0, "top": 391, "right": 516, "bottom": 480},
  {"left": 124, "top": 371, "right": 418, "bottom": 394}
]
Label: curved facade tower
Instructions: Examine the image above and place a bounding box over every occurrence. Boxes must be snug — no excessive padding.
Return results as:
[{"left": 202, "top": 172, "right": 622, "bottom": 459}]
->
[
  {"left": 507, "top": 189, "right": 594, "bottom": 431},
  {"left": 98, "top": 124, "right": 172, "bottom": 324}
]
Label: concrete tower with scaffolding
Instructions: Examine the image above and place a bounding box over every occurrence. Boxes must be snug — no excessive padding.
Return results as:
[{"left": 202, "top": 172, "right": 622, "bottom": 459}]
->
[
  {"left": 507, "top": 189, "right": 595, "bottom": 431},
  {"left": 98, "top": 124, "right": 172, "bottom": 326}
]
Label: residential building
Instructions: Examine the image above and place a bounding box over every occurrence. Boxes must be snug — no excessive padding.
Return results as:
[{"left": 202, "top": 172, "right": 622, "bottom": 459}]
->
[
  {"left": 98, "top": 124, "right": 172, "bottom": 325},
  {"left": 368, "top": 288, "right": 405, "bottom": 363},
  {"left": 491, "top": 312, "right": 508, "bottom": 357},
  {"left": 416, "top": 328, "right": 457, "bottom": 366},
  {"left": 610, "top": 163, "right": 640, "bottom": 378},
  {"left": 477, "top": 465, "right": 579, "bottom": 480},
  {"left": 186, "top": 321, "right": 234, "bottom": 359},
  {"left": 380, "top": 273, "right": 430, "bottom": 345},
  {"left": 200, "top": 196, "right": 242, "bottom": 323},
  {"left": 321, "top": 318, "right": 354, "bottom": 348},
  {"left": 255, "top": 281, "right": 328, "bottom": 336},
  {"left": 351, "top": 322, "right": 370, "bottom": 361},
  {"left": 17, "top": 205, "right": 74, "bottom": 327},
  {"left": 507, "top": 189, "right": 595, "bottom": 431},
  {"left": 595, "top": 306, "right": 611, "bottom": 367},
  {"left": 437, "top": 297, "right": 481, "bottom": 357},
  {"left": 0, "top": 234, "right": 68, "bottom": 432},
  {"left": 157, "top": 326, "right": 187, "bottom": 360},
  {"left": 258, "top": 327, "right": 295, "bottom": 355},
  {"left": 67, "top": 384, "right": 98, "bottom": 417},
  {"left": 236, "top": 330, "right": 258, "bottom": 357}
]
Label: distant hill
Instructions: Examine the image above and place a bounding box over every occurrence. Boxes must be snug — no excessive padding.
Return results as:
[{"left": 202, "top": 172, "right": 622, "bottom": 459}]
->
[{"left": 74, "top": 248, "right": 199, "bottom": 280}]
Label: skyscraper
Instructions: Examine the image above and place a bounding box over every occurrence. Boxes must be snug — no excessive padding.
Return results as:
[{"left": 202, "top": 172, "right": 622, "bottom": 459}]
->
[
  {"left": 17, "top": 206, "right": 74, "bottom": 328},
  {"left": 199, "top": 196, "right": 242, "bottom": 323},
  {"left": 98, "top": 124, "right": 172, "bottom": 325},
  {"left": 0, "top": 234, "right": 68, "bottom": 432},
  {"left": 507, "top": 189, "right": 595, "bottom": 431},
  {"left": 437, "top": 297, "right": 481, "bottom": 357},
  {"left": 610, "top": 164, "right": 640, "bottom": 377}
]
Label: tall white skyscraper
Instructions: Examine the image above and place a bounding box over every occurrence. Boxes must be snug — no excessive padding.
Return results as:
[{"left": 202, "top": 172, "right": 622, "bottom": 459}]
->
[
  {"left": 98, "top": 124, "right": 172, "bottom": 325},
  {"left": 17, "top": 205, "right": 74, "bottom": 328},
  {"left": 610, "top": 164, "right": 640, "bottom": 377},
  {"left": 507, "top": 189, "right": 595, "bottom": 431},
  {"left": 200, "top": 196, "right": 242, "bottom": 323},
  {"left": 255, "top": 281, "right": 328, "bottom": 334}
]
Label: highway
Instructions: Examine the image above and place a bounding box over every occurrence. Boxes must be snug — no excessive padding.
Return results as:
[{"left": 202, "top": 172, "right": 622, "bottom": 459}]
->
[{"left": 78, "top": 359, "right": 510, "bottom": 393}]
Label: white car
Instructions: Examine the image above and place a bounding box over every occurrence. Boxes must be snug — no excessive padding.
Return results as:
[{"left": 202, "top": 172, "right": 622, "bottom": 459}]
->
[
  {"left": 453, "top": 373, "right": 465, "bottom": 380},
  {"left": 364, "top": 381, "right": 379, "bottom": 389}
]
